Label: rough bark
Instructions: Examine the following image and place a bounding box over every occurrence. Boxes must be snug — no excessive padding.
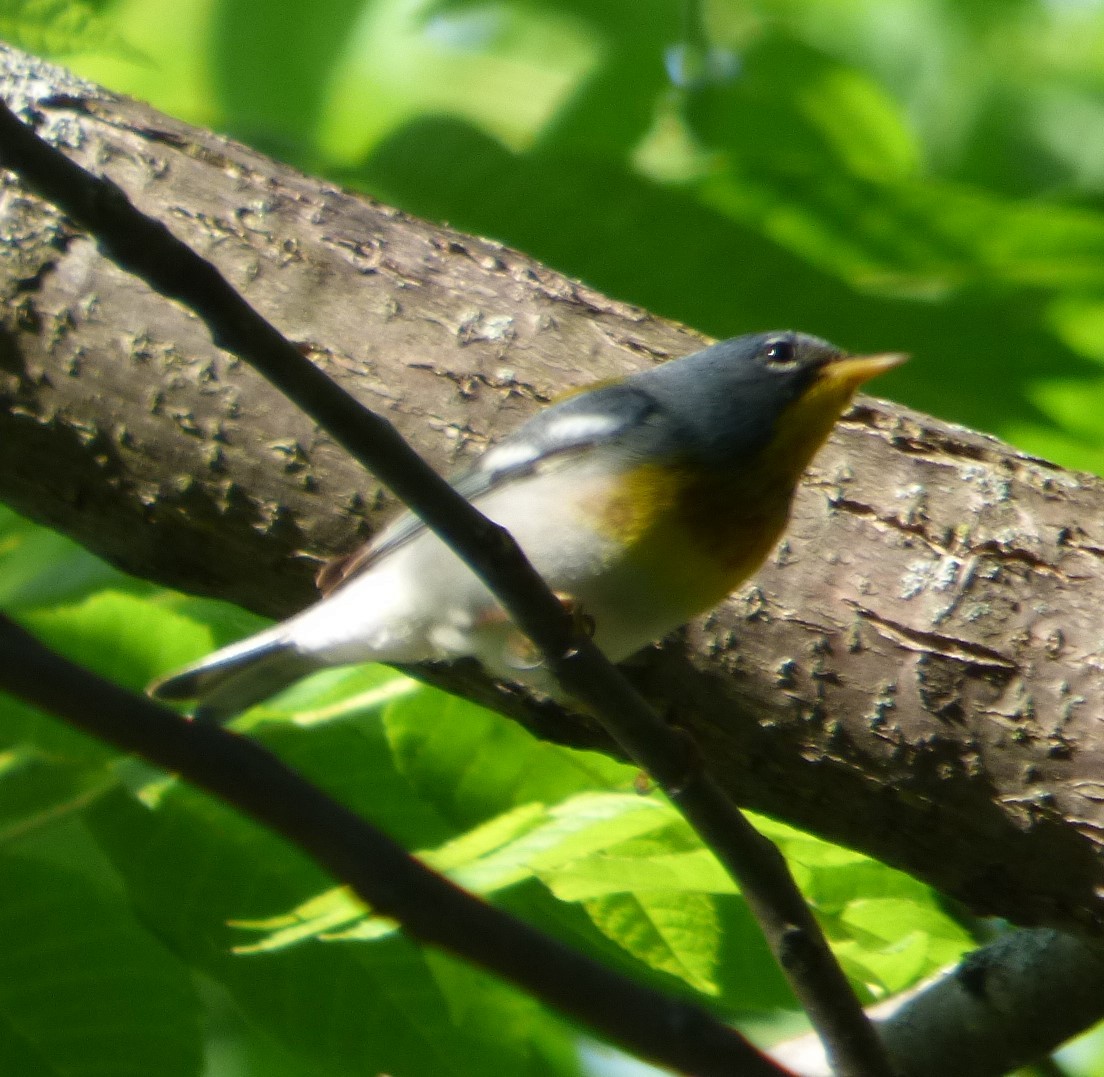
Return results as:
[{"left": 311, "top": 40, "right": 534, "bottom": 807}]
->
[
  {"left": 775, "top": 929, "right": 1104, "bottom": 1077},
  {"left": 3, "top": 47, "right": 1104, "bottom": 938}
]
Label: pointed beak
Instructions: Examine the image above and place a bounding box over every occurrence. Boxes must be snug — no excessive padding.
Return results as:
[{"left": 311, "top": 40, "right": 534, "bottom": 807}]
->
[{"left": 819, "top": 351, "right": 909, "bottom": 392}]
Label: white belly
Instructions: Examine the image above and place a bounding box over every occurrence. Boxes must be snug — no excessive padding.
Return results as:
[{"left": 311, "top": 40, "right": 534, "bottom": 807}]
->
[{"left": 284, "top": 461, "right": 666, "bottom": 685}]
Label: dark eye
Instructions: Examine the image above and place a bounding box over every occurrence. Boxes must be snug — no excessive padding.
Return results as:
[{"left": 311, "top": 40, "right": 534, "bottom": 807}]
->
[{"left": 763, "top": 338, "right": 797, "bottom": 366}]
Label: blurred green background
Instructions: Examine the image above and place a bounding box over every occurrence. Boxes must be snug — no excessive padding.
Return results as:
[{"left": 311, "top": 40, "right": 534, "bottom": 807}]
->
[{"left": 3, "top": 1, "right": 1104, "bottom": 1074}]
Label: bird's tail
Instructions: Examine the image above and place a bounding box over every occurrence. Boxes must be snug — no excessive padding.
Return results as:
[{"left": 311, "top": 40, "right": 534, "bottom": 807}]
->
[{"left": 148, "top": 626, "right": 322, "bottom": 724}]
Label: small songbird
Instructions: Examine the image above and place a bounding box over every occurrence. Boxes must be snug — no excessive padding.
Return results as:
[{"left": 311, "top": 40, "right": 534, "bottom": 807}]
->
[{"left": 150, "top": 331, "right": 905, "bottom": 722}]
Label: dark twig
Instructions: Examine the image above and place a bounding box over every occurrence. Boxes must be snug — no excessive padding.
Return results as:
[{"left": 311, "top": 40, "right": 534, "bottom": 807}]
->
[
  {"left": 0, "top": 95, "right": 895, "bottom": 1077},
  {"left": 0, "top": 614, "right": 790, "bottom": 1077}
]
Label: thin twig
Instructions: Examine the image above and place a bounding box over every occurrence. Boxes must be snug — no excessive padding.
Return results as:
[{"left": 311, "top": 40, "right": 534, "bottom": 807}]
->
[
  {"left": 0, "top": 93, "right": 895, "bottom": 1077},
  {"left": 0, "top": 614, "right": 790, "bottom": 1077}
]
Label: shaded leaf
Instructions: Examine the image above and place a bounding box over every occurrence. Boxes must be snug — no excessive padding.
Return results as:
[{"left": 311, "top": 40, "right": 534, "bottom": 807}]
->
[
  {"left": 384, "top": 683, "right": 635, "bottom": 827},
  {"left": 0, "top": 856, "right": 202, "bottom": 1077}
]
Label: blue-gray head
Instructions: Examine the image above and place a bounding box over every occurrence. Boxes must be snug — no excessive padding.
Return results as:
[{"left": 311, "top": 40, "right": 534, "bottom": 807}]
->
[{"left": 633, "top": 330, "right": 905, "bottom": 465}]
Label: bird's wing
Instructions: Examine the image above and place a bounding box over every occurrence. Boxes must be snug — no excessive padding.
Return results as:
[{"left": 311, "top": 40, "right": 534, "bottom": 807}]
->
[{"left": 316, "top": 383, "right": 663, "bottom": 595}]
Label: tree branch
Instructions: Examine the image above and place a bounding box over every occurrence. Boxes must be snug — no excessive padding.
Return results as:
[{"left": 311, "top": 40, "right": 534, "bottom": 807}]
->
[
  {"left": 0, "top": 50, "right": 892, "bottom": 1076},
  {"left": 773, "top": 929, "right": 1104, "bottom": 1077},
  {"left": 2, "top": 47, "right": 1104, "bottom": 942}
]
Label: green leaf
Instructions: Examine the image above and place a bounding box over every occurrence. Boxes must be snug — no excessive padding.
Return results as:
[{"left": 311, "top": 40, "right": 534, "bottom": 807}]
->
[
  {"left": 505, "top": 794, "right": 674, "bottom": 871},
  {"left": 428, "top": 802, "right": 550, "bottom": 871},
  {"left": 797, "top": 66, "right": 919, "bottom": 182},
  {"left": 0, "top": 748, "right": 114, "bottom": 843},
  {"left": 236, "top": 794, "right": 672, "bottom": 948},
  {"left": 835, "top": 898, "right": 972, "bottom": 996},
  {"left": 316, "top": 0, "right": 603, "bottom": 164},
  {"left": 229, "top": 785, "right": 970, "bottom": 1004},
  {"left": 0, "top": 507, "right": 130, "bottom": 612},
  {"left": 0, "top": 855, "right": 202, "bottom": 1077},
  {"left": 0, "top": 0, "right": 139, "bottom": 60},
  {"left": 542, "top": 847, "right": 735, "bottom": 901},
  {"left": 3, "top": 592, "right": 222, "bottom": 763},
  {"left": 84, "top": 786, "right": 578, "bottom": 1077},
  {"left": 232, "top": 887, "right": 378, "bottom": 952},
  {"left": 257, "top": 713, "right": 456, "bottom": 849},
  {"left": 751, "top": 818, "right": 973, "bottom": 999},
  {"left": 0, "top": 1011, "right": 58, "bottom": 1075},
  {"left": 582, "top": 890, "right": 722, "bottom": 996},
  {"left": 21, "top": 591, "right": 217, "bottom": 696},
  {"left": 384, "top": 683, "right": 635, "bottom": 827},
  {"left": 210, "top": 0, "right": 367, "bottom": 154},
  {"left": 231, "top": 803, "right": 549, "bottom": 951},
  {"left": 244, "top": 665, "right": 420, "bottom": 728}
]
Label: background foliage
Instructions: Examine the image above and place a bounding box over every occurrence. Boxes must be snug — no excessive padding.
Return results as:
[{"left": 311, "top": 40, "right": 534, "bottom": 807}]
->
[{"left": 4, "top": 0, "right": 1104, "bottom": 1073}]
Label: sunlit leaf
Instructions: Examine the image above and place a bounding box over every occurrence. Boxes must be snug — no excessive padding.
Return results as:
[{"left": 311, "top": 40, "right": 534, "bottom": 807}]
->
[
  {"left": 0, "top": 0, "right": 139, "bottom": 60},
  {"left": 0, "top": 507, "right": 130, "bottom": 611},
  {"left": 582, "top": 890, "right": 723, "bottom": 996},
  {"left": 22, "top": 591, "right": 217, "bottom": 695}
]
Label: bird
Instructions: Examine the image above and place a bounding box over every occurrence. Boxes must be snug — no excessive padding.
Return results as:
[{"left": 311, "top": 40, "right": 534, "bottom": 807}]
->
[{"left": 149, "top": 330, "right": 905, "bottom": 722}]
